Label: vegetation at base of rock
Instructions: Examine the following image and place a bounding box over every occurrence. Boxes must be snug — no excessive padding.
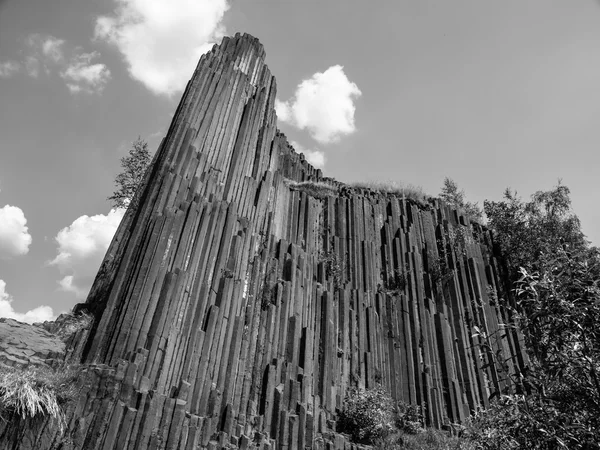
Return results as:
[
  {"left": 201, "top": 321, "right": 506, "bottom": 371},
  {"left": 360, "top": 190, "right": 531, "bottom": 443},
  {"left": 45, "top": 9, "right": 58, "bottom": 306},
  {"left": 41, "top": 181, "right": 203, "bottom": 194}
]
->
[
  {"left": 349, "top": 180, "right": 430, "bottom": 206},
  {"left": 337, "top": 386, "right": 399, "bottom": 443},
  {"left": 108, "top": 137, "right": 152, "bottom": 209},
  {"left": 0, "top": 364, "right": 82, "bottom": 432},
  {"left": 338, "top": 386, "right": 428, "bottom": 444},
  {"left": 286, "top": 180, "right": 339, "bottom": 199},
  {"left": 339, "top": 386, "right": 478, "bottom": 448},
  {"left": 373, "top": 429, "right": 475, "bottom": 450}
]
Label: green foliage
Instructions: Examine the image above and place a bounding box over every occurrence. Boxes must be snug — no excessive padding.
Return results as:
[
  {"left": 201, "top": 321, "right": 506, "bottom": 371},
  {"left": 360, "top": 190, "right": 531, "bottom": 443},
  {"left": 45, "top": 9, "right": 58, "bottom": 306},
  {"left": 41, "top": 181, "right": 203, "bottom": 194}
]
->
[
  {"left": 286, "top": 180, "right": 338, "bottom": 199},
  {"left": 508, "top": 249, "right": 600, "bottom": 447},
  {"left": 374, "top": 428, "right": 474, "bottom": 450},
  {"left": 463, "top": 391, "right": 600, "bottom": 449},
  {"left": 0, "top": 365, "right": 82, "bottom": 432},
  {"left": 380, "top": 267, "right": 409, "bottom": 296},
  {"left": 428, "top": 257, "right": 452, "bottom": 285},
  {"left": 439, "top": 177, "right": 483, "bottom": 223},
  {"left": 469, "top": 181, "right": 600, "bottom": 449},
  {"left": 338, "top": 386, "right": 397, "bottom": 443},
  {"left": 339, "top": 386, "right": 433, "bottom": 445},
  {"left": 108, "top": 137, "right": 152, "bottom": 209},
  {"left": 483, "top": 182, "right": 587, "bottom": 279},
  {"left": 395, "top": 402, "right": 424, "bottom": 435},
  {"left": 446, "top": 225, "right": 475, "bottom": 258},
  {"left": 319, "top": 250, "right": 344, "bottom": 289}
]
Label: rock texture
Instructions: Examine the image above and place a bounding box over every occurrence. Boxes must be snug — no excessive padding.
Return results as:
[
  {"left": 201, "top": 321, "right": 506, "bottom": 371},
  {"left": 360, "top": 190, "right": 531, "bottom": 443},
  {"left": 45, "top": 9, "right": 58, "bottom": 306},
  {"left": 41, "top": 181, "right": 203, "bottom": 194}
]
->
[
  {"left": 0, "top": 33, "right": 528, "bottom": 449},
  {"left": 0, "top": 318, "right": 65, "bottom": 368}
]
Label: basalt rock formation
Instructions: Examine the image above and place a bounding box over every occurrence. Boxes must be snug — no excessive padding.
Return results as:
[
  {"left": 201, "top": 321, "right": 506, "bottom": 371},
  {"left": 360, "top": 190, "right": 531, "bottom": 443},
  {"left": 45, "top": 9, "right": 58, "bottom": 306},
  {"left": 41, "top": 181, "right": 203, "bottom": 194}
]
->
[{"left": 0, "top": 33, "right": 528, "bottom": 449}]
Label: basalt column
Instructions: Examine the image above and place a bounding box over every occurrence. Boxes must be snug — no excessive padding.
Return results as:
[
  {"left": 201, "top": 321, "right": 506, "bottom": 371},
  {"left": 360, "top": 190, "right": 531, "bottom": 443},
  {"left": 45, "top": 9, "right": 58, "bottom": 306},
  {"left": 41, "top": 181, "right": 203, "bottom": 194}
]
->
[{"left": 0, "top": 33, "right": 528, "bottom": 450}]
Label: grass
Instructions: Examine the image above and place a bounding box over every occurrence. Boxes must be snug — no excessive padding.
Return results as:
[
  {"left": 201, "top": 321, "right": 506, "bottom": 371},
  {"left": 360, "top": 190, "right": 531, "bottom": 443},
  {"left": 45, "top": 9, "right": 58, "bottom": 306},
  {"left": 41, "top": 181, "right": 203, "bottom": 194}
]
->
[
  {"left": 349, "top": 181, "right": 431, "bottom": 206},
  {"left": 0, "top": 364, "right": 82, "bottom": 432},
  {"left": 286, "top": 180, "right": 339, "bottom": 199},
  {"left": 374, "top": 429, "right": 476, "bottom": 450}
]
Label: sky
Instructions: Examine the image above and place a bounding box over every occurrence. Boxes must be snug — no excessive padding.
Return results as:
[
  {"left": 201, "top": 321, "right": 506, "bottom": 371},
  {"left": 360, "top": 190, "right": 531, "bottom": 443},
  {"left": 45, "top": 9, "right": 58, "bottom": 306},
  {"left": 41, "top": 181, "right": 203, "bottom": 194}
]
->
[{"left": 1, "top": 0, "right": 599, "bottom": 323}]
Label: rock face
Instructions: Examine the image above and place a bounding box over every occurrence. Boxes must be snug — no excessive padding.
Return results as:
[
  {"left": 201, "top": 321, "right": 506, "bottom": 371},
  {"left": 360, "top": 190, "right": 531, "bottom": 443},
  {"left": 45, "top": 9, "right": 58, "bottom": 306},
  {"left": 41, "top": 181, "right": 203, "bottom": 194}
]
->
[
  {"left": 0, "top": 318, "right": 65, "bottom": 368},
  {"left": 0, "top": 33, "right": 528, "bottom": 449}
]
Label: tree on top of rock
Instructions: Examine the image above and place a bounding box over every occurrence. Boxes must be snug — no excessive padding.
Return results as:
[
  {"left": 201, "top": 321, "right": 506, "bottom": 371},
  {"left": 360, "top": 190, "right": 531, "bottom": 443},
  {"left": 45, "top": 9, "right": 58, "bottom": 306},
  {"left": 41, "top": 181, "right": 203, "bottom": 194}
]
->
[{"left": 439, "top": 177, "right": 483, "bottom": 222}]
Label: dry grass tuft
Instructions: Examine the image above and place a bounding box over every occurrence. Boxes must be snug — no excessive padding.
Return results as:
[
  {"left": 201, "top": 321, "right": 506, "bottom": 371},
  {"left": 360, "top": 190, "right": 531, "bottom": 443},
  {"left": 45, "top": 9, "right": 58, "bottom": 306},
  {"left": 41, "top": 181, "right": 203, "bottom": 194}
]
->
[
  {"left": 349, "top": 181, "right": 430, "bottom": 206},
  {"left": 0, "top": 364, "right": 82, "bottom": 431},
  {"left": 286, "top": 180, "right": 339, "bottom": 200}
]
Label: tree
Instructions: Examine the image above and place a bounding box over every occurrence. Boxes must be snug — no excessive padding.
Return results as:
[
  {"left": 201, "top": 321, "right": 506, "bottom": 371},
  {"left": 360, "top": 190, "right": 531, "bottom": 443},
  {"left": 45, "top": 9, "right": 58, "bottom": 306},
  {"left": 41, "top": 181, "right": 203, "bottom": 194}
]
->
[
  {"left": 483, "top": 182, "right": 588, "bottom": 279},
  {"left": 468, "top": 182, "right": 600, "bottom": 449},
  {"left": 439, "top": 177, "right": 483, "bottom": 222},
  {"left": 108, "top": 137, "right": 152, "bottom": 209}
]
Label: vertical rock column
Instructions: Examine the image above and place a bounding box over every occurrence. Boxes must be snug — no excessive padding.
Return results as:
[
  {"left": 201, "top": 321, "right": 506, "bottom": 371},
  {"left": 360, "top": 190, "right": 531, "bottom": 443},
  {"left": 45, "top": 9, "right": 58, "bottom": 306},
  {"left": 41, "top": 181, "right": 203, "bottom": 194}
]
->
[{"left": 79, "top": 33, "right": 277, "bottom": 396}]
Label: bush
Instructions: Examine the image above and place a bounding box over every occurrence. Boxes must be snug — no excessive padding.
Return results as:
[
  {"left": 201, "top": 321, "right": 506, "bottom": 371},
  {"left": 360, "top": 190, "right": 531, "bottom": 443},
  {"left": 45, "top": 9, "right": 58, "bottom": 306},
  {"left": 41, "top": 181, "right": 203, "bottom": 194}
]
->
[
  {"left": 0, "top": 364, "right": 82, "bottom": 432},
  {"left": 439, "top": 177, "right": 483, "bottom": 223},
  {"left": 338, "top": 386, "right": 397, "bottom": 443},
  {"left": 395, "top": 402, "right": 424, "bottom": 435}
]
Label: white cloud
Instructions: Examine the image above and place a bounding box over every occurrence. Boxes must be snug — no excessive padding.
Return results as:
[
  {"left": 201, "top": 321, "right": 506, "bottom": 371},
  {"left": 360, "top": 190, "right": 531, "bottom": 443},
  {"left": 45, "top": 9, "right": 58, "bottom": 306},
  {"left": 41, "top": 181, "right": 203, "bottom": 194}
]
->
[
  {"left": 0, "top": 280, "right": 55, "bottom": 324},
  {"left": 0, "top": 61, "right": 21, "bottom": 78},
  {"left": 8, "top": 33, "right": 111, "bottom": 93},
  {"left": 95, "top": 0, "right": 229, "bottom": 96},
  {"left": 24, "top": 56, "right": 40, "bottom": 77},
  {"left": 0, "top": 205, "right": 32, "bottom": 258},
  {"left": 60, "top": 51, "right": 111, "bottom": 94},
  {"left": 24, "top": 34, "right": 65, "bottom": 76},
  {"left": 290, "top": 140, "right": 326, "bottom": 169},
  {"left": 276, "top": 65, "right": 362, "bottom": 144},
  {"left": 50, "top": 209, "right": 125, "bottom": 299},
  {"left": 41, "top": 36, "right": 65, "bottom": 63}
]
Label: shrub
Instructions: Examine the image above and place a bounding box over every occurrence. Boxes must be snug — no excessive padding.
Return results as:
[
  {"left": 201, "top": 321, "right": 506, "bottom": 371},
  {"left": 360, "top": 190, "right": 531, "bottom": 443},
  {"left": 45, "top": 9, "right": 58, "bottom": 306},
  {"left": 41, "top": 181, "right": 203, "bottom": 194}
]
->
[
  {"left": 380, "top": 267, "right": 408, "bottom": 296},
  {"left": 338, "top": 386, "right": 397, "bottom": 443},
  {"left": 439, "top": 177, "right": 483, "bottom": 223},
  {"left": 395, "top": 402, "right": 424, "bottom": 435},
  {"left": 0, "top": 364, "right": 82, "bottom": 432}
]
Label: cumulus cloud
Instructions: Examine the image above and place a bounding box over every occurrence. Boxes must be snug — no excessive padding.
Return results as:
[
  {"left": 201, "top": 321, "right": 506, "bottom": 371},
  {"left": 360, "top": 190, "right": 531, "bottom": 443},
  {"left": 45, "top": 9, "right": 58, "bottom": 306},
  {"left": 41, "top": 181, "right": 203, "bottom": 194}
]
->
[
  {"left": 24, "top": 34, "right": 65, "bottom": 76},
  {"left": 0, "top": 280, "right": 54, "bottom": 324},
  {"left": 0, "top": 61, "right": 21, "bottom": 78},
  {"left": 50, "top": 209, "right": 124, "bottom": 299},
  {"left": 38, "top": 35, "right": 65, "bottom": 63},
  {"left": 5, "top": 33, "right": 111, "bottom": 93},
  {"left": 60, "top": 51, "right": 111, "bottom": 94},
  {"left": 0, "top": 205, "right": 32, "bottom": 258},
  {"left": 95, "top": 0, "right": 229, "bottom": 95},
  {"left": 290, "top": 140, "right": 326, "bottom": 169},
  {"left": 276, "top": 65, "right": 362, "bottom": 144}
]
